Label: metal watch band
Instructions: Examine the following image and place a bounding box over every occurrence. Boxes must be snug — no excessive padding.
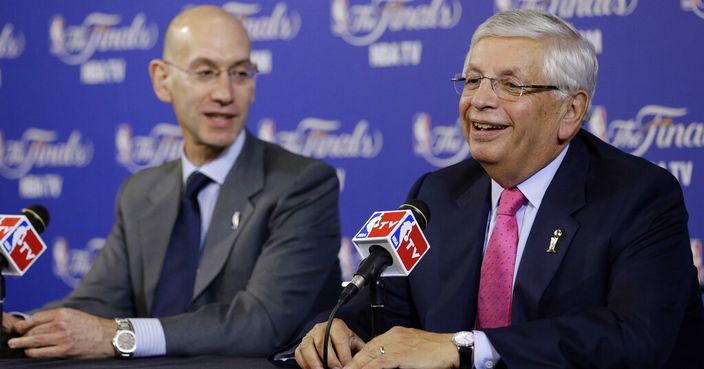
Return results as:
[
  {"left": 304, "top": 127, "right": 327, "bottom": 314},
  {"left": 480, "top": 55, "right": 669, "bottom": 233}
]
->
[
  {"left": 115, "top": 318, "right": 132, "bottom": 331},
  {"left": 112, "top": 318, "right": 136, "bottom": 359}
]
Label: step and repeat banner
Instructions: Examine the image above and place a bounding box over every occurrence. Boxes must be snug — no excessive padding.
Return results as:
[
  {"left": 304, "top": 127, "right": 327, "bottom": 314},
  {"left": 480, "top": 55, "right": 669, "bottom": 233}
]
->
[{"left": 0, "top": 0, "right": 702, "bottom": 312}]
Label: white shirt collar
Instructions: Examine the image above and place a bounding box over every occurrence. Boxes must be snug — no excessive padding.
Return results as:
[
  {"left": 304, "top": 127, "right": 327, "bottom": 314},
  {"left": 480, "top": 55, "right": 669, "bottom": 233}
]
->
[
  {"left": 180, "top": 131, "right": 246, "bottom": 185},
  {"left": 490, "top": 144, "right": 570, "bottom": 210}
]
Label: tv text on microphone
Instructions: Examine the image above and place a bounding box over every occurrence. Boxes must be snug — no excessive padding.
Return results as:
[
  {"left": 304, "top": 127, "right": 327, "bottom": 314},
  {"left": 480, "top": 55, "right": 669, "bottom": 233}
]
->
[{"left": 0, "top": 206, "right": 49, "bottom": 276}]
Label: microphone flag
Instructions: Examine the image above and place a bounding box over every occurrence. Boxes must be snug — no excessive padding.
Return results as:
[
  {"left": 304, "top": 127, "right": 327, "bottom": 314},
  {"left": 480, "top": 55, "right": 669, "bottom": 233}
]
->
[
  {"left": 352, "top": 209, "right": 430, "bottom": 277},
  {"left": 0, "top": 214, "right": 48, "bottom": 276}
]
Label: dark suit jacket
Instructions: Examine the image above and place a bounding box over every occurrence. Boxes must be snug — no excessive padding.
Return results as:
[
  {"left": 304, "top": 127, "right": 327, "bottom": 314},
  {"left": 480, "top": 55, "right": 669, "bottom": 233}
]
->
[
  {"left": 339, "top": 129, "right": 704, "bottom": 368},
  {"left": 51, "top": 130, "right": 342, "bottom": 356}
]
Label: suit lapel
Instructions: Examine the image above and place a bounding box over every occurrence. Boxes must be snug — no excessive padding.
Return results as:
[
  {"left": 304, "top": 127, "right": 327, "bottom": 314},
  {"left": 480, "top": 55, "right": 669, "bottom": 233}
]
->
[
  {"left": 418, "top": 162, "right": 491, "bottom": 332},
  {"left": 193, "top": 132, "right": 264, "bottom": 300},
  {"left": 140, "top": 162, "right": 182, "bottom": 313},
  {"left": 512, "top": 138, "right": 589, "bottom": 323},
  {"left": 449, "top": 172, "right": 492, "bottom": 329}
]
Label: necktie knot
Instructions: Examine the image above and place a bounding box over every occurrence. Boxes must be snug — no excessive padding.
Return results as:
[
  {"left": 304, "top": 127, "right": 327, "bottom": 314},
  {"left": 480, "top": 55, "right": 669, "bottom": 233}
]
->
[
  {"left": 184, "top": 171, "right": 212, "bottom": 200},
  {"left": 498, "top": 187, "right": 525, "bottom": 216}
]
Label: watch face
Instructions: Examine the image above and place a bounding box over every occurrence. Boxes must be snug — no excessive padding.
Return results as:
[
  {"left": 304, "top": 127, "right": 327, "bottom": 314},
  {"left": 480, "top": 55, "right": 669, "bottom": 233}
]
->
[
  {"left": 454, "top": 331, "right": 474, "bottom": 346},
  {"left": 117, "top": 331, "right": 136, "bottom": 353}
]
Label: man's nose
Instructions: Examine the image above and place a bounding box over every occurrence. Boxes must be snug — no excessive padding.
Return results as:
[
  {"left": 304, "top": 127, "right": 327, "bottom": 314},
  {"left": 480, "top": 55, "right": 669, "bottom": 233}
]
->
[
  {"left": 471, "top": 78, "right": 499, "bottom": 109},
  {"left": 210, "top": 73, "right": 234, "bottom": 105}
]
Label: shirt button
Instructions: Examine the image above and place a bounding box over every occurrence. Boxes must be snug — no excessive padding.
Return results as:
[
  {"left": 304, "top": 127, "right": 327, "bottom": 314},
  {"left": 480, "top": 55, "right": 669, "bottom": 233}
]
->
[{"left": 485, "top": 360, "right": 494, "bottom": 368}]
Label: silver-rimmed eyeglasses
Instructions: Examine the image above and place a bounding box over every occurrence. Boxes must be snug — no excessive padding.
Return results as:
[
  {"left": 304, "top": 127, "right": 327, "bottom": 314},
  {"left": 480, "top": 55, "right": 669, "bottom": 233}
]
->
[
  {"left": 164, "top": 60, "right": 258, "bottom": 85},
  {"left": 451, "top": 74, "right": 560, "bottom": 102}
]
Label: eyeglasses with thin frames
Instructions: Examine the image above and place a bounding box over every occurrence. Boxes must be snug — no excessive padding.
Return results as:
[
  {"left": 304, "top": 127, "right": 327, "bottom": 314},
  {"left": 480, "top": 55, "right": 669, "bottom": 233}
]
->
[
  {"left": 164, "top": 60, "right": 259, "bottom": 85},
  {"left": 451, "top": 74, "right": 560, "bottom": 102}
]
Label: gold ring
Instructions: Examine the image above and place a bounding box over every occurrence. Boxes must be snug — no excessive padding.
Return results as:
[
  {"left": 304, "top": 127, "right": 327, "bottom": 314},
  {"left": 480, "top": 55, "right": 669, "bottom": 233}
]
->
[{"left": 379, "top": 345, "right": 385, "bottom": 355}]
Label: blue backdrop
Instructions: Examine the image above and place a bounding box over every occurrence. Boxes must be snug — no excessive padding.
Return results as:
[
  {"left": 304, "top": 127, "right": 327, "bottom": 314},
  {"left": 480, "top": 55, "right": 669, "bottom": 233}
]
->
[{"left": 1, "top": 0, "right": 702, "bottom": 312}]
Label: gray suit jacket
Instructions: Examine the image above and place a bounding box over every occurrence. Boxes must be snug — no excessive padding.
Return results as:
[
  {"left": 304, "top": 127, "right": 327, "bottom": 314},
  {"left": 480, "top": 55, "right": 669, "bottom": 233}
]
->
[{"left": 52, "top": 130, "right": 342, "bottom": 356}]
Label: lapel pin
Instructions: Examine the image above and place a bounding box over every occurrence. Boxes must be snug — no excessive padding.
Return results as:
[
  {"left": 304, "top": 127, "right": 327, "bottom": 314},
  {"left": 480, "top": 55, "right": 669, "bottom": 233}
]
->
[
  {"left": 547, "top": 229, "right": 563, "bottom": 254},
  {"left": 231, "top": 211, "right": 240, "bottom": 230}
]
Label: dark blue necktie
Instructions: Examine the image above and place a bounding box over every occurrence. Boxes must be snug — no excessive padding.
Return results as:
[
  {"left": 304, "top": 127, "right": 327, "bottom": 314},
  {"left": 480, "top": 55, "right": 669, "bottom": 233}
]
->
[{"left": 151, "top": 171, "right": 212, "bottom": 317}]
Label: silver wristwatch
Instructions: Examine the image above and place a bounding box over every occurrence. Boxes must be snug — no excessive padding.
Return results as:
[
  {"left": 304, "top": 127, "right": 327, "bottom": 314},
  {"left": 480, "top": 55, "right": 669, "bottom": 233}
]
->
[
  {"left": 112, "top": 318, "right": 136, "bottom": 358},
  {"left": 452, "top": 331, "right": 474, "bottom": 369}
]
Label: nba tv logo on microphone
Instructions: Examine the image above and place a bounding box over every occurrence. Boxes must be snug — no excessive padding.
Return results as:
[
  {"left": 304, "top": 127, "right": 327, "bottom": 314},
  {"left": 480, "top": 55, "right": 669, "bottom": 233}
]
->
[
  {"left": 0, "top": 215, "right": 47, "bottom": 276},
  {"left": 353, "top": 210, "right": 430, "bottom": 277}
]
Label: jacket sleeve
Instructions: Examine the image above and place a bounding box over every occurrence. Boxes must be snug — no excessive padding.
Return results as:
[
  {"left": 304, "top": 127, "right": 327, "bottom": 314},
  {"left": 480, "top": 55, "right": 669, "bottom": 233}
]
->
[{"left": 44, "top": 175, "right": 139, "bottom": 318}]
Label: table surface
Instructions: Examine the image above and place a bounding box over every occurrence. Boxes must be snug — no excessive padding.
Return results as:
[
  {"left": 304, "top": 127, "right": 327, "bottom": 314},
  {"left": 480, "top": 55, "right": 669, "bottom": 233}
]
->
[{"left": 0, "top": 356, "right": 284, "bottom": 369}]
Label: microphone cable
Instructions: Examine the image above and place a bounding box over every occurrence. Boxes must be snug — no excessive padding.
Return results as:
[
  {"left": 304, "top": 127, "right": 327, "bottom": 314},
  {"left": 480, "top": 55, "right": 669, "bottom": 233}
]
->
[{"left": 322, "top": 298, "right": 344, "bottom": 369}]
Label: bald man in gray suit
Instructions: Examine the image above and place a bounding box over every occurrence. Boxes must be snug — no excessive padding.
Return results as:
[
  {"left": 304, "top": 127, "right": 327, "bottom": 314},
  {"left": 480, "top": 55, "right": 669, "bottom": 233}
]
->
[{"left": 4, "top": 5, "right": 341, "bottom": 359}]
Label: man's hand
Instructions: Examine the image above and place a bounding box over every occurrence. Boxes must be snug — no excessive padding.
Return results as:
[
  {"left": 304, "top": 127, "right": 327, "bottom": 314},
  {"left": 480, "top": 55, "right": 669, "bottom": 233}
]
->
[
  {"left": 7, "top": 308, "right": 117, "bottom": 358},
  {"left": 2, "top": 312, "right": 22, "bottom": 334},
  {"left": 295, "top": 318, "right": 365, "bottom": 369},
  {"left": 344, "top": 326, "right": 457, "bottom": 369}
]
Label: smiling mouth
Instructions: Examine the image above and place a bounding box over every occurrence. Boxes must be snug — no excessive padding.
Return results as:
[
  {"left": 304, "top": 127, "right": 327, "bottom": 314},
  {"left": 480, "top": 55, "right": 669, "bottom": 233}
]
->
[
  {"left": 473, "top": 121, "right": 507, "bottom": 131},
  {"left": 205, "top": 113, "right": 235, "bottom": 120}
]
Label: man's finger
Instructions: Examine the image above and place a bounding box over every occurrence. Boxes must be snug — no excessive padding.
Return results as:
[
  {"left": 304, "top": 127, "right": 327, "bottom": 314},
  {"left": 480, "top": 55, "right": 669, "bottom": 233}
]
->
[
  {"left": 349, "top": 333, "right": 366, "bottom": 353},
  {"left": 20, "top": 320, "right": 63, "bottom": 337},
  {"left": 316, "top": 331, "right": 343, "bottom": 369},
  {"left": 295, "top": 337, "right": 324, "bottom": 369},
  {"left": 8, "top": 332, "right": 63, "bottom": 350},
  {"left": 12, "top": 319, "right": 37, "bottom": 334},
  {"left": 2, "top": 313, "right": 14, "bottom": 332},
  {"left": 345, "top": 344, "right": 377, "bottom": 369},
  {"left": 13, "top": 310, "right": 58, "bottom": 334},
  {"left": 330, "top": 324, "right": 356, "bottom": 365},
  {"left": 309, "top": 320, "right": 348, "bottom": 369}
]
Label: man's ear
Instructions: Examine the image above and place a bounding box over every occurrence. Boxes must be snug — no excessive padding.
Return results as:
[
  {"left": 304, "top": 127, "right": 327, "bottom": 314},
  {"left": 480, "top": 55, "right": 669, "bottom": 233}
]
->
[
  {"left": 558, "top": 90, "right": 589, "bottom": 142},
  {"left": 148, "top": 59, "right": 173, "bottom": 103}
]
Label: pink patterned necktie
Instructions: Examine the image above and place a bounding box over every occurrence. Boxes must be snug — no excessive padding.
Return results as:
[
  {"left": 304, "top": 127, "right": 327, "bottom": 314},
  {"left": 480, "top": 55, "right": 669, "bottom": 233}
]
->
[{"left": 476, "top": 187, "right": 526, "bottom": 329}]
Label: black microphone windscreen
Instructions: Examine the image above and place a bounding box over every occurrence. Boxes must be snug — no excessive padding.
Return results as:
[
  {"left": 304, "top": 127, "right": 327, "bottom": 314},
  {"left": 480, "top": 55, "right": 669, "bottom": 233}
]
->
[
  {"left": 399, "top": 199, "right": 430, "bottom": 230},
  {"left": 21, "top": 204, "right": 50, "bottom": 233}
]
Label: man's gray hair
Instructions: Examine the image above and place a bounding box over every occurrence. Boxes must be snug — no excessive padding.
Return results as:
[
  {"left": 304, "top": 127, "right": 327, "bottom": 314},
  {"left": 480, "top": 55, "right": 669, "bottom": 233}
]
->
[{"left": 464, "top": 9, "right": 598, "bottom": 102}]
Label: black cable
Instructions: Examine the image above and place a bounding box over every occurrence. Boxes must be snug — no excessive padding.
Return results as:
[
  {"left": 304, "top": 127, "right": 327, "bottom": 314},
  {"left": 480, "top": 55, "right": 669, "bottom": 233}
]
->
[
  {"left": 322, "top": 299, "right": 343, "bottom": 369},
  {"left": 0, "top": 260, "right": 6, "bottom": 348}
]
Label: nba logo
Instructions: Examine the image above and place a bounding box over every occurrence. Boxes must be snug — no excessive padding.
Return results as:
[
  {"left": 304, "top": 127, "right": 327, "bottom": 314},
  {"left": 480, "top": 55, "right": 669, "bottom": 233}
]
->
[{"left": 0, "top": 215, "right": 47, "bottom": 276}]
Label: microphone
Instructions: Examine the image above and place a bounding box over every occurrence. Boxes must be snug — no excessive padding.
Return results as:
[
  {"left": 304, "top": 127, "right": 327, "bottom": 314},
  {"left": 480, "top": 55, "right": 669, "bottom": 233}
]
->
[
  {"left": 0, "top": 204, "right": 50, "bottom": 276},
  {"left": 321, "top": 200, "right": 431, "bottom": 368},
  {"left": 338, "top": 200, "right": 431, "bottom": 305}
]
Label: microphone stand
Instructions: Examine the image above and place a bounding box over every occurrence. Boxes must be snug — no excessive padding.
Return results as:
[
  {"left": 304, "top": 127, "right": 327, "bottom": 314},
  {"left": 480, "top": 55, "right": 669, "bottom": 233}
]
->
[
  {"left": 0, "top": 262, "right": 24, "bottom": 358},
  {"left": 0, "top": 259, "right": 6, "bottom": 349},
  {"left": 369, "top": 277, "right": 385, "bottom": 338}
]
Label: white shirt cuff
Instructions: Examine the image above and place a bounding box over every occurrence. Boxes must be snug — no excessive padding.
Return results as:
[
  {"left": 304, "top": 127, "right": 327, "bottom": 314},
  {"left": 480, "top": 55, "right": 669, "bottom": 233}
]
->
[
  {"left": 473, "top": 330, "right": 501, "bottom": 369},
  {"left": 129, "top": 318, "right": 166, "bottom": 357},
  {"left": 8, "top": 311, "right": 31, "bottom": 320}
]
